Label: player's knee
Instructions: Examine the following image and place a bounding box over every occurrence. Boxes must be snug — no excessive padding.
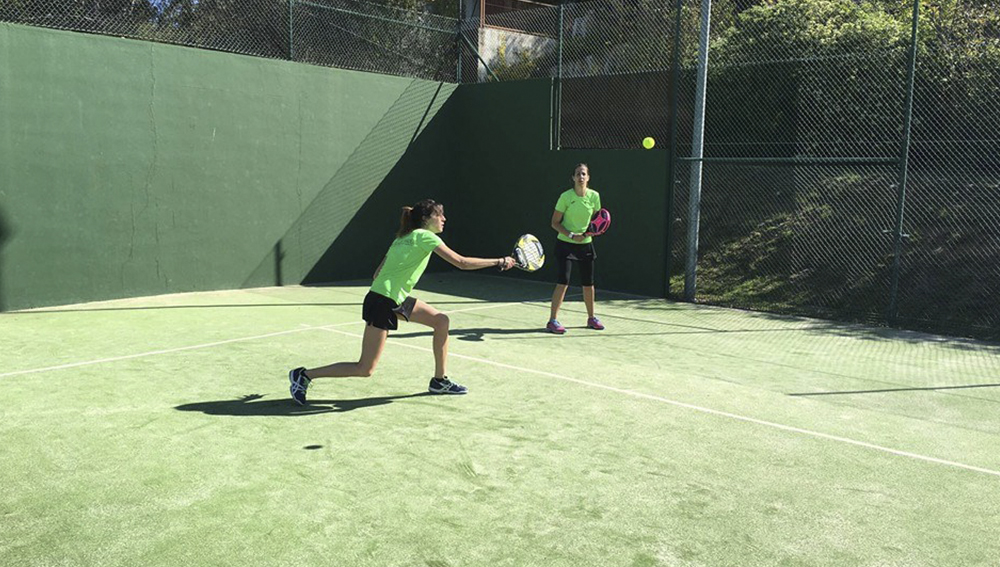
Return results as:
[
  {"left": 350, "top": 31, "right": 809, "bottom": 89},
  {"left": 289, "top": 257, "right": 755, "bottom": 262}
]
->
[
  {"left": 435, "top": 313, "right": 450, "bottom": 331},
  {"left": 357, "top": 362, "right": 377, "bottom": 377}
]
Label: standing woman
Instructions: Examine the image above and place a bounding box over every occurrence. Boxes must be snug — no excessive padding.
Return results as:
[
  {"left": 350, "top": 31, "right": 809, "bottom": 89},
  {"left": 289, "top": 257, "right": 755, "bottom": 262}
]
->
[
  {"left": 547, "top": 163, "right": 605, "bottom": 334},
  {"left": 288, "top": 199, "right": 515, "bottom": 405}
]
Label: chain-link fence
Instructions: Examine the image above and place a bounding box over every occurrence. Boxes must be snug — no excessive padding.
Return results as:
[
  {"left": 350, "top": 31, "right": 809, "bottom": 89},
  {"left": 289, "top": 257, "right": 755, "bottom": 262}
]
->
[
  {"left": 668, "top": 0, "right": 1000, "bottom": 340},
  {"left": 891, "top": 1, "right": 1000, "bottom": 338},
  {"left": 0, "top": 0, "right": 459, "bottom": 81},
  {"left": 668, "top": 0, "right": 914, "bottom": 334},
  {"left": 293, "top": 0, "right": 458, "bottom": 81},
  {"left": 457, "top": 1, "right": 559, "bottom": 83},
  {"left": 471, "top": 0, "right": 999, "bottom": 340}
]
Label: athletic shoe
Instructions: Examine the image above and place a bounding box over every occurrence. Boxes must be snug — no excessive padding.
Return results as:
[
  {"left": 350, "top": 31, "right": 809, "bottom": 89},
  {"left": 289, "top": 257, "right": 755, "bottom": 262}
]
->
[
  {"left": 587, "top": 317, "right": 605, "bottom": 330},
  {"left": 428, "top": 377, "right": 468, "bottom": 395},
  {"left": 289, "top": 367, "right": 311, "bottom": 405},
  {"left": 546, "top": 319, "right": 567, "bottom": 334}
]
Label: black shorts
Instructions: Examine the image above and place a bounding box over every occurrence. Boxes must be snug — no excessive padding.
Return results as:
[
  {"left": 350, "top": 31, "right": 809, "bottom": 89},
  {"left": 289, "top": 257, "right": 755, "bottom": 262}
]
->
[
  {"left": 362, "top": 291, "right": 416, "bottom": 331},
  {"left": 554, "top": 240, "right": 597, "bottom": 286}
]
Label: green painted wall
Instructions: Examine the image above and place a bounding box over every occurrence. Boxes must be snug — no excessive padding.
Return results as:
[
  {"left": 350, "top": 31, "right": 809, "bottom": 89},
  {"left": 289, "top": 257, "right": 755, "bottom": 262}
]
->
[
  {"left": 0, "top": 22, "right": 456, "bottom": 310},
  {"left": 0, "top": 23, "right": 671, "bottom": 311}
]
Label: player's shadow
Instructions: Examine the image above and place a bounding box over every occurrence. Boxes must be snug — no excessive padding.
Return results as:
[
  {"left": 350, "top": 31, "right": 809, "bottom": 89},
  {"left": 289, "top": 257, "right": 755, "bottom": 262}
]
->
[
  {"left": 174, "top": 392, "right": 433, "bottom": 416},
  {"left": 392, "top": 327, "right": 545, "bottom": 342}
]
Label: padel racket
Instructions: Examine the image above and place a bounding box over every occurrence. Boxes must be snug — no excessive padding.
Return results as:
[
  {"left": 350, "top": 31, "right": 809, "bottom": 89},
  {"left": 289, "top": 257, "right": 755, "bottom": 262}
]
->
[
  {"left": 511, "top": 233, "right": 545, "bottom": 272},
  {"left": 586, "top": 208, "right": 611, "bottom": 237}
]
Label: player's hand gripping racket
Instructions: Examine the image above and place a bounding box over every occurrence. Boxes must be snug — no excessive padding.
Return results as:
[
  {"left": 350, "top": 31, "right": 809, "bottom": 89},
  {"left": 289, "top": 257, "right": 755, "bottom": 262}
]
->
[
  {"left": 585, "top": 208, "right": 611, "bottom": 237},
  {"left": 510, "top": 233, "right": 545, "bottom": 272}
]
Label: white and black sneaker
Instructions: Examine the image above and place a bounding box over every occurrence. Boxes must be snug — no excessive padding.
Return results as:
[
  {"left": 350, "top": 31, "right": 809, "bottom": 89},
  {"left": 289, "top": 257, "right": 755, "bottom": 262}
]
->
[
  {"left": 428, "top": 377, "right": 467, "bottom": 395},
  {"left": 289, "top": 367, "right": 311, "bottom": 405}
]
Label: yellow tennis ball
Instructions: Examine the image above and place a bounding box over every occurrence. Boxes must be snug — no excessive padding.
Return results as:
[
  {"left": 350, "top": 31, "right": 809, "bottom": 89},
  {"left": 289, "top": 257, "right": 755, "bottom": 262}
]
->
[{"left": 642, "top": 136, "right": 655, "bottom": 149}]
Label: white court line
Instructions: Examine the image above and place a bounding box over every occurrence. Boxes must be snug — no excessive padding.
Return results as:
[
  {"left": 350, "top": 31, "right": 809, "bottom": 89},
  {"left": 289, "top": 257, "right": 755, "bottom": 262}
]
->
[
  {"left": 321, "top": 326, "right": 1000, "bottom": 479},
  {"left": 0, "top": 325, "right": 337, "bottom": 378},
  {"left": 0, "top": 297, "right": 544, "bottom": 379}
]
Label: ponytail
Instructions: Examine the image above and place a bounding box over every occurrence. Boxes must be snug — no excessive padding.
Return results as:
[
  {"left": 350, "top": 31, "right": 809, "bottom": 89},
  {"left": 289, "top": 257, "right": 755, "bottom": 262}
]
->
[
  {"left": 398, "top": 206, "right": 417, "bottom": 238},
  {"left": 397, "top": 199, "right": 442, "bottom": 238}
]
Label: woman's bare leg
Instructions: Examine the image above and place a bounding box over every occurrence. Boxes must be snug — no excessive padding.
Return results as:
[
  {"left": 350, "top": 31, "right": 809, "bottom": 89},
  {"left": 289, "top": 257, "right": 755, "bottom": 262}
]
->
[
  {"left": 582, "top": 285, "right": 596, "bottom": 318},
  {"left": 550, "top": 284, "right": 569, "bottom": 320},
  {"left": 406, "top": 299, "right": 450, "bottom": 378},
  {"left": 306, "top": 324, "right": 387, "bottom": 378}
]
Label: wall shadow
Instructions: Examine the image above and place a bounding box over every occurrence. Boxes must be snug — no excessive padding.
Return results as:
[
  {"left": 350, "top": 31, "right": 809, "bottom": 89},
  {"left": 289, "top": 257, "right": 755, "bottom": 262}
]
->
[
  {"left": 242, "top": 80, "right": 458, "bottom": 289},
  {"left": 0, "top": 205, "right": 8, "bottom": 311},
  {"left": 302, "top": 85, "right": 460, "bottom": 285}
]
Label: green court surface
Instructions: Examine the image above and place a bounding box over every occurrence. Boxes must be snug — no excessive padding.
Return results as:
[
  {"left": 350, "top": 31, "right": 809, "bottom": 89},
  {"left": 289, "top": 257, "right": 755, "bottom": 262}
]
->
[{"left": 2, "top": 273, "right": 999, "bottom": 567}]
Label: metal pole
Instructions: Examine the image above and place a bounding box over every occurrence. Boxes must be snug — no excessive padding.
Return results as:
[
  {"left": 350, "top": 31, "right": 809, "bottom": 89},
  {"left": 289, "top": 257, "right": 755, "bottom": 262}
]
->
[
  {"left": 460, "top": 33, "right": 499, "bottom": 82},
  {"left": 684, "top": 0, "right": 712, "bottom": 302},
  {"left": 665, "top": 0, "right": 683, "bottom": 298},
  {"left": 456, "top": 0, "right": 462, "bottom": 82},
  {"left": 887, "top": 0, "right": 921, "bottom": 325},
  {"left": 550, "top": 75, "right": 555, "bottom": 149},
  {"left": 555, "top": 1, "right": 564, "bottom": 150},
  {"left": 288, "top": 0, "right": 294, "bottom": 60}
]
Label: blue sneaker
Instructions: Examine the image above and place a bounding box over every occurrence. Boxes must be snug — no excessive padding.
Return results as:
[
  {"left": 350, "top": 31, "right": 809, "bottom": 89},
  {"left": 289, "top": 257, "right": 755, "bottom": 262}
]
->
[
  {"left": 289, "top": 367, "right": 311, "bottom": 405},
  {"left": 428, "top": 377, "right": 467, "bottom": 395}
]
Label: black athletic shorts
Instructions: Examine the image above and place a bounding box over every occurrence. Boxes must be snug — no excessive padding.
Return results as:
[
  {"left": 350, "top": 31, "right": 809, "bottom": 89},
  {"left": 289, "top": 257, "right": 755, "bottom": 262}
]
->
[
  {"left": 554, "top": 239, "right": 596, "bottom": 286},
  {"left": 362, "top": 291, "right": 416, "bottom": 331}
]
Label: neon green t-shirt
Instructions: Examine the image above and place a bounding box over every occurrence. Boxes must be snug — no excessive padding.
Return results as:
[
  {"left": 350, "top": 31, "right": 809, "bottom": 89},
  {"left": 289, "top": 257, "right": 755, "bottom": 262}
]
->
[
  {"left": 555, "top": 188, "right": 602, "bottom": 244},
  {"left": 370, "top": 229, "right": 444, "bottom": 305}
]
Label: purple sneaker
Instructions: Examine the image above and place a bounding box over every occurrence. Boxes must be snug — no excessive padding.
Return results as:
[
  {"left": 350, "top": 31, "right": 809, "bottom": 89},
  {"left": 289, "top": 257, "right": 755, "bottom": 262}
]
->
[
  {"left": 587, "top": 317, "right": 605, "bottom": 330},
  {"left": 546, "top": 320, "right": 567, "bottom": 334}
]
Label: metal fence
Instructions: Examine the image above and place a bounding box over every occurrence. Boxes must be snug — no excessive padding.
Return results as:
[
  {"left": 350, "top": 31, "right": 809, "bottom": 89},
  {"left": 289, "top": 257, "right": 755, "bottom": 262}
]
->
[
  {"left": 542, "top": 0, "right": 1000, "bottom": 340},
  {"left": 4, "top": 0, "right": 998, "bottom": 340},
  {"left": 467, "top": 0, "right": 1000, "bottom": 340},
  {"left": 0, "top": 0, "right": 460, "bottom": 81}
]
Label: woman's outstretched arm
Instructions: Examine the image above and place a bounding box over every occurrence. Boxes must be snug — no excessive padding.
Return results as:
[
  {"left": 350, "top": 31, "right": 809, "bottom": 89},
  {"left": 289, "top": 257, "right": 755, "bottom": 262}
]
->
[{"left": 433, "top": 243, "right": 514, "bottom": 271}]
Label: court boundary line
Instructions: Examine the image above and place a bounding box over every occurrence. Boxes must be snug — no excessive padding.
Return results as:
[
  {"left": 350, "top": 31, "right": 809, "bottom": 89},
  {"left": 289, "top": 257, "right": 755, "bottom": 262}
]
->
[
  {"left": 0, "top": 325, "right": 338, "bottom": 379},
  {"left": 0, "top": 297, "right": 552, "bottom": 379},
  {"left": 320, "top": 326, "right": 1000, "bottom": 479}
]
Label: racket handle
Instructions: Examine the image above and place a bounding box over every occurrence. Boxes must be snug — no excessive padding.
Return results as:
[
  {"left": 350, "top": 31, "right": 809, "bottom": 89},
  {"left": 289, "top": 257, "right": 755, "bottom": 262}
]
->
[
  {"left": 511, "top": 249, "right": 525, "bottom": 270},
  {"left": 497, "top": 255, "right": 517, "bottom": 271}
]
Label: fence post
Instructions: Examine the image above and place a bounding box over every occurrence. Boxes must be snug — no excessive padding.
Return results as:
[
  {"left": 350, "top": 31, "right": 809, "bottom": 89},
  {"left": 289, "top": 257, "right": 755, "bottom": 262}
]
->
[
  {"left": 456, "top": 0, "right": 462, "bottom": 82},
  {"left": 554, "top": 2, "right": 564, "bottom": 150},
  {"left": 684, "top": 0, "right": 712, "bottom": 302},
  {"left": 887, "top": 0, "right": 921, "bottom": 326},
  {"left": 665, "top": 0, "right": 683, "bottom": 298},
  {"left": 287, "top": 0, "right": 294, "bottom": 60}
]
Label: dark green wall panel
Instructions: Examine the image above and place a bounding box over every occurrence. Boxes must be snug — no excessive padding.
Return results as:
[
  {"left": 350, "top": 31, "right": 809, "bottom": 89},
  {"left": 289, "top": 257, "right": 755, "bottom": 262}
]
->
[
  {"left": 445, "top": 80, "right": 671, "bottom": 299},
  {"left": 0, "top": 23, "right": 455, "bottom": 310}
]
